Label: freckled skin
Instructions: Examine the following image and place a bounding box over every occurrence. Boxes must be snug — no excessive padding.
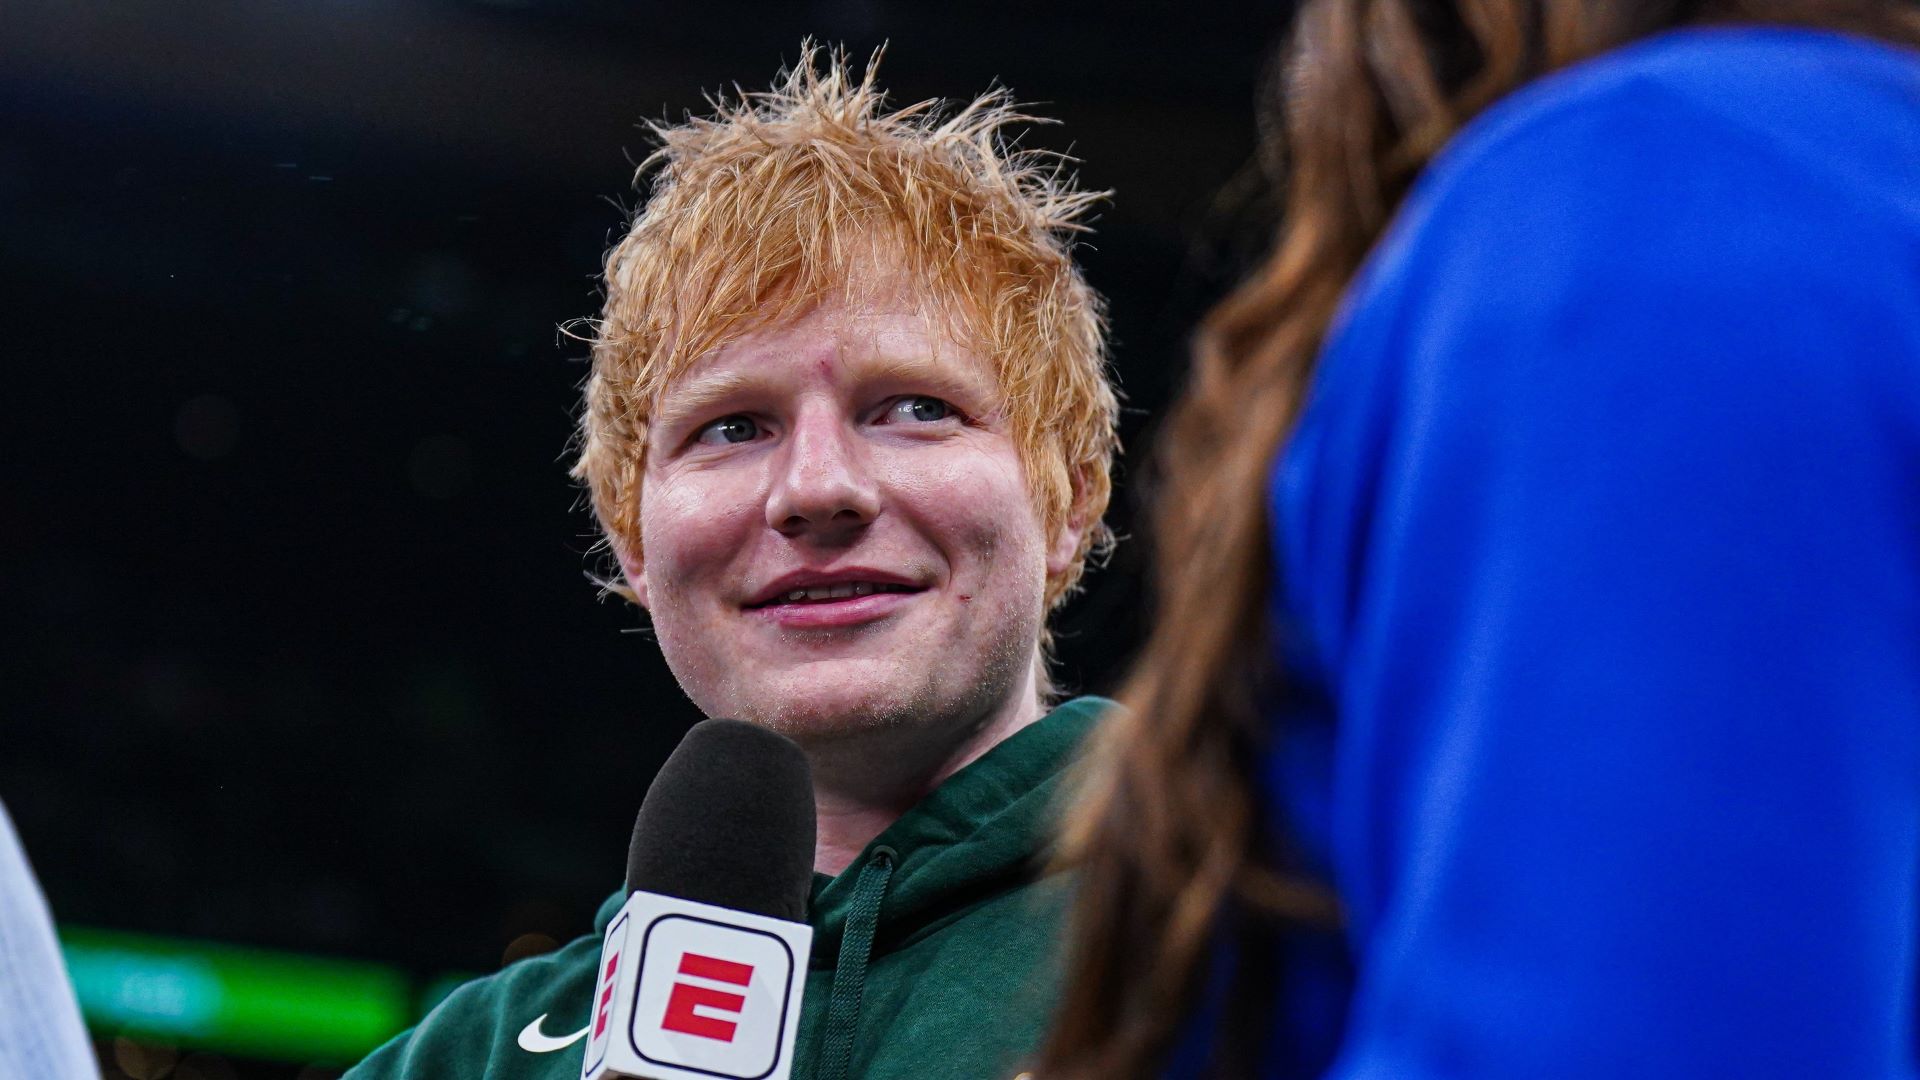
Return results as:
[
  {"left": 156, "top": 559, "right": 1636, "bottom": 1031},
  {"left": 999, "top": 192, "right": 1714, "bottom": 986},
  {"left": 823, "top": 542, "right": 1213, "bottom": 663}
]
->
[{"left": 624, "top": 280, "right": 1083, "bottom": 828}]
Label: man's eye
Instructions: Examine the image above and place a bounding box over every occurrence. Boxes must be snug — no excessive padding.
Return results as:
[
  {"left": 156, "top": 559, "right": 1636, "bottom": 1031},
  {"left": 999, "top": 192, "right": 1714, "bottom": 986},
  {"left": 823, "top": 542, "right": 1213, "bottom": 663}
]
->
[
  {"left": 694, "top": 415, "right": 760, "bottom": 446},
  {"left": 886, "top": 396, "right": 956, "bottom": 424}
]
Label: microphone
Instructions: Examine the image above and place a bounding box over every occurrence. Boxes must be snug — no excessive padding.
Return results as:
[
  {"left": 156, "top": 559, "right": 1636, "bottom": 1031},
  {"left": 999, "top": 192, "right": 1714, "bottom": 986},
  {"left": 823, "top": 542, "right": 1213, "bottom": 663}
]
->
[{"left": 582, "top": 719, "right": 817, "bottom": 1080}]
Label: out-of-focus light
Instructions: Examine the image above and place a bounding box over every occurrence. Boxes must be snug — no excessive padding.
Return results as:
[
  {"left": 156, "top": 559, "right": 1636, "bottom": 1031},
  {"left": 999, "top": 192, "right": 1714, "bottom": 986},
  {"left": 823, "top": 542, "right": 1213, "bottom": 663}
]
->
[
  {"left": 111, "top": 1037, "right": 177, "bottom": 1079},
  {"left": 63, "top": 926, "right": 410, "bottom": 1065},
  {"left": 500, "top": 930, "right": 558, "bottom": 966},
  {"left": 174, "top": 394, "right": 239, "bottom": 461}
]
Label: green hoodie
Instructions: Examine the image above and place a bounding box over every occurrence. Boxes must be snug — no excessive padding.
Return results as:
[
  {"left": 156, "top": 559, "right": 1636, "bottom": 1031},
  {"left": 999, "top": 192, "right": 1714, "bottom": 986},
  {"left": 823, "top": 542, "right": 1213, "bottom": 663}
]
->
[{"left": 345, "top": 697, "right": 1105, "bottom": 1080}]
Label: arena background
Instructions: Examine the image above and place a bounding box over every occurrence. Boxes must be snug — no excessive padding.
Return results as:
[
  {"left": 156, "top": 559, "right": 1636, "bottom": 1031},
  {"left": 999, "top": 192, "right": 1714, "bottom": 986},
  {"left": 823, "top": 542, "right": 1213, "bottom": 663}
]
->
[{"left": 2, "top": 3, "right": 1287, "bottom": 1076}]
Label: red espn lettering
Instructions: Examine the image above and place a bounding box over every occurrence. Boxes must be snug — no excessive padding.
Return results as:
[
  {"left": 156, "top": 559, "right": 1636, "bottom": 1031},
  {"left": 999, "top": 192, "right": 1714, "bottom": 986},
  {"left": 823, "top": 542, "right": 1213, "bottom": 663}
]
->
[
  {"left": 659, "top": 952, "right": 754, "bottom": 1043},
  {"left": 678, "top": 953, "right": 754, "bottom": 985},
  {"left": 594, "top": 954, "right": 620, "bottom": 1038}
]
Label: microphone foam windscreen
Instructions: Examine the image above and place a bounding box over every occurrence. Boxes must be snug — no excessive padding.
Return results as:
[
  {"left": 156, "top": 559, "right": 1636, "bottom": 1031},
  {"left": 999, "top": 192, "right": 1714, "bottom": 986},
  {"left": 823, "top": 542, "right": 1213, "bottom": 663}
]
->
[{"left": 625, "top": 718, "right": 817, "bottom": 922}]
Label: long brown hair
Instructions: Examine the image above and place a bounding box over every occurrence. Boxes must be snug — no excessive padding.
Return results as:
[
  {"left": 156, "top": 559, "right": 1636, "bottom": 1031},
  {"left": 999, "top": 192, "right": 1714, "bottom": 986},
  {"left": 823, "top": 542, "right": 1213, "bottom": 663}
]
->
[{"left": 1042, "top": 3, "right": 1920, "bottom": 1077}]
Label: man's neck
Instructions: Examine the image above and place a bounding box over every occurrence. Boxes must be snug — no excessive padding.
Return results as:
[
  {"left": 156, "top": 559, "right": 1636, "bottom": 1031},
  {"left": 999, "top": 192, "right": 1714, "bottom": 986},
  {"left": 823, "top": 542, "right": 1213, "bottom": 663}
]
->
[{"left": 807, "top": 689, "right": 1048, "bottom": 877}]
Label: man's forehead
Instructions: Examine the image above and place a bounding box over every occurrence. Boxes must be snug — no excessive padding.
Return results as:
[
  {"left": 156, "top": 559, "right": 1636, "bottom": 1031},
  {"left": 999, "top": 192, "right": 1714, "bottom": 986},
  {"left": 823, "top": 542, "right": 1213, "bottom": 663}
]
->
[{"left": 655, "top": 294, "right": 998, "bottom": 405}]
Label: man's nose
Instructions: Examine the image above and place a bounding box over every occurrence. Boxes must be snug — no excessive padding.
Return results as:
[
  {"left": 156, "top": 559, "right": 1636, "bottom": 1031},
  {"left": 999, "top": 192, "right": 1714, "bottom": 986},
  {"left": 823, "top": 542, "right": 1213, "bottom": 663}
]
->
[{"left": 765, "top": 410, "right": 880, "bottom": 540}]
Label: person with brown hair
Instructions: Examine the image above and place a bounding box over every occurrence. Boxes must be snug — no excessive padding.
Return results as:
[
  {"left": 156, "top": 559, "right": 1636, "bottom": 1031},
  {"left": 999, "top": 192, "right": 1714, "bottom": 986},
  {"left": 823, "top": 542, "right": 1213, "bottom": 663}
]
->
[
  {"left": 348, "top": 45, "right": 1120, "bottom": 1080},
  {"left": 1042, "top": 3, "right": 1920, "bottom": 1078}
]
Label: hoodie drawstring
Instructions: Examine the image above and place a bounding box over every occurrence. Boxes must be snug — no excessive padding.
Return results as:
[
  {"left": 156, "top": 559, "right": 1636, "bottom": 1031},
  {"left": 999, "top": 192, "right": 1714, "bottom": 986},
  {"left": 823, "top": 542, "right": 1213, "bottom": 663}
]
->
[{"left": 816, "top": 845, "right": 896, "bottom": 1080}]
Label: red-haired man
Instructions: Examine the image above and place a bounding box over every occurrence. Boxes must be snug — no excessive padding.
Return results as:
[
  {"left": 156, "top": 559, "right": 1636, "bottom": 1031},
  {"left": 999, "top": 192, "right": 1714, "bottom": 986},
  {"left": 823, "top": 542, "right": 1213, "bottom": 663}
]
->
[{"left": 347, "top": 46, "right": 1119, "bottom": 1080}]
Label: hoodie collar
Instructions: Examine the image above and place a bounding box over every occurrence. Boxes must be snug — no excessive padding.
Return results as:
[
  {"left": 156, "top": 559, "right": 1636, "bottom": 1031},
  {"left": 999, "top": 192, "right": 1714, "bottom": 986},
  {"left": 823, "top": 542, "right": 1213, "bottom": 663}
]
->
[
  {"left": 592, "top": 696, "right": 1110, "bottom": 945},
  {"left": 805, "top": 696, "right": 1108, "bottom": 963}
]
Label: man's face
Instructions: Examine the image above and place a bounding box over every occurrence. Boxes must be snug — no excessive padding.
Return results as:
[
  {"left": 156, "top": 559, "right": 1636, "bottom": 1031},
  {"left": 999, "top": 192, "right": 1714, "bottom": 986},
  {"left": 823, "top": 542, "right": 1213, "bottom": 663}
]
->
[{"left": 628, "top": 279, "right": 1081, "bottom": 743}]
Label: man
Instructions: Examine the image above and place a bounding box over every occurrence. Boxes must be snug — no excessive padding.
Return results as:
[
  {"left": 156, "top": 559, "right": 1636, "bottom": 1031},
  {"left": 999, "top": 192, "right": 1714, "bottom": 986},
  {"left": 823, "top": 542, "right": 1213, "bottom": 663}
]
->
[{"left": 347, "top": 45, "right": 1118, "bottom": 1080}]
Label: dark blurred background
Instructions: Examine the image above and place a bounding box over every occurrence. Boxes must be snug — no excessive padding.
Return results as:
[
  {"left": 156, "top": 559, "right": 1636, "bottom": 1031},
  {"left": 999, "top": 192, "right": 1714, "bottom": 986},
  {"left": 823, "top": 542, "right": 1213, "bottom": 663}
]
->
[{"left": 2, "top": 2, "right": 1285, "bottom": 1076}]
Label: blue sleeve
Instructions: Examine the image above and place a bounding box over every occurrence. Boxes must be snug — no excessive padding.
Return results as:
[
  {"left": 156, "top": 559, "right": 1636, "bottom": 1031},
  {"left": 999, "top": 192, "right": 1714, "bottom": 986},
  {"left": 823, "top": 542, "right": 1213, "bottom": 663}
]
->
[
  {"left": 1273, "top": 56, "right": 1920, "bottom": 1079},
  {"left": 0, "top": 802, "right": 96, "bottom": 1080}
]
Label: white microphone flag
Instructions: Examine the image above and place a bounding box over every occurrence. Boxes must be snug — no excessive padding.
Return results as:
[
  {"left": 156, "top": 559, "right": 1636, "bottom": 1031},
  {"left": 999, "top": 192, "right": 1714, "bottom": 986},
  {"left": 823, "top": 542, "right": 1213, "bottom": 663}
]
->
[{"left": 582, "top": 890, "right": 813, "bottom": 1080}]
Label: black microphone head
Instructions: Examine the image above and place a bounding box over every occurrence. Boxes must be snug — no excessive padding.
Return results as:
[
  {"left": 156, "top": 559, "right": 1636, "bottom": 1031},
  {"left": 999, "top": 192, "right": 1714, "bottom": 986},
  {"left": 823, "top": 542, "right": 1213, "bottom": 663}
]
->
[{"left": 625, "top": 718, "right": 816, "bottom": 922}]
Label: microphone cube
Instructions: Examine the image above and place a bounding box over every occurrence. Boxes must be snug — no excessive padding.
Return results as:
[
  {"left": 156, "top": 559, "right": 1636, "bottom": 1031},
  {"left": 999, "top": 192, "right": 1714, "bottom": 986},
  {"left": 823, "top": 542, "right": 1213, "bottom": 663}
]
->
[{"left": 583, "top": 890, "right": 813, "bottom": 1080}]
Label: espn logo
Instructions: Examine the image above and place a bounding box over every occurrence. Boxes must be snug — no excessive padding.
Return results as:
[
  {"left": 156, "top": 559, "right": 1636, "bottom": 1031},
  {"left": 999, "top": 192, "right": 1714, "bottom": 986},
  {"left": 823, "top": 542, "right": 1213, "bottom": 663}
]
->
[
  {"left": 661, "top": 953, "right": 755, "bottom": 1042},
  {"left": 596, "top": 954, "right": 623, "bottom": 1036},
  {"left": 631, "top": 915, "right": 797, "bottom": 1080},
  {"left": 584, "top": 891, "right": 811, "bottom": 1080},
  {"left": 582, "top": 912, "right": 628, "bottom": 1078}
]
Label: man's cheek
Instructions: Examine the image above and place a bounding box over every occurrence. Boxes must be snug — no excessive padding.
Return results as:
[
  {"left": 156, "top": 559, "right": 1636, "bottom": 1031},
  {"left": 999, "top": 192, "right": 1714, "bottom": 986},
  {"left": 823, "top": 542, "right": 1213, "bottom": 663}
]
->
[
  {"left": 642, "top": 499, "right": 752, "bottom": 591},
  {"left": 957, "top": 494, "right": 1045, "bottom": 569},
  {"left": 645, "top": 469, "right": 763, "bottom": 539},
  {"left": 954, "top": 524, "right": 1044, "bottom": 628},
  {"left": 649, "top": 601, "right": 738, "bottom": 719}
]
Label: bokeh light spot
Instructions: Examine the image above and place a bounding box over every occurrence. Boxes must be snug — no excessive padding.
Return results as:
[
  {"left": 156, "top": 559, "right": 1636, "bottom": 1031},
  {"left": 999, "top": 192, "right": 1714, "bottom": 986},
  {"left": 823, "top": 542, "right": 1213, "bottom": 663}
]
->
[
  {"left": 112, "top": 1037, "right": 178, "bottom": 1079},
  {"left": 173, "top": 394, "right": 238, "bottom": 461},
  {"left": 501, "top": 930, "right": 559, "bottom": 967}
]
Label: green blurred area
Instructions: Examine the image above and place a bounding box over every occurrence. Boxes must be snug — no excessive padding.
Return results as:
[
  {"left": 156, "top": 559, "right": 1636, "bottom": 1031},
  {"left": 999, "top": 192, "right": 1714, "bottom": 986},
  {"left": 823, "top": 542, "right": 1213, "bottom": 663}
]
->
[{"left": 61, "top": 926, "right": 463, "bottom": 1065}]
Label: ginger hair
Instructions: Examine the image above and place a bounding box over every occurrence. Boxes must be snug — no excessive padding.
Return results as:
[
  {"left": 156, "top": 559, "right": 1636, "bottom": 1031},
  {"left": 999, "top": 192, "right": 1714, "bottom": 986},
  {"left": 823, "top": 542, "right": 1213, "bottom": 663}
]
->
[{"left": 572, "top": 44, "right": 1118, "bottom": 615}]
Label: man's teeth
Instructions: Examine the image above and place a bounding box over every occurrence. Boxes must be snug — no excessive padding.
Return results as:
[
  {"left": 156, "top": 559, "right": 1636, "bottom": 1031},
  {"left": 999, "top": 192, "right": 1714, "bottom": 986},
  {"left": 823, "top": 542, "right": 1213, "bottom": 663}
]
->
[{"left": 783, "top": 582, "right": 905, "bottom": 602}]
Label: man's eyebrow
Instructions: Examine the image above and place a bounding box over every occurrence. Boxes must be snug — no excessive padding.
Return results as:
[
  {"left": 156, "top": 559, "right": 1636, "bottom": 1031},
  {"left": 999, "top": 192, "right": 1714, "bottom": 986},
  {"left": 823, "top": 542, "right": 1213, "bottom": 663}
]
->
[
  {"left": 655, "top": 354, "right": 1001, "bottom": 430},
  {"left": 651, "top": 370, "right": 758, "bottom": 432},
  {"left": 857, "top": 353, "right": 1002, "bottom": 405}
]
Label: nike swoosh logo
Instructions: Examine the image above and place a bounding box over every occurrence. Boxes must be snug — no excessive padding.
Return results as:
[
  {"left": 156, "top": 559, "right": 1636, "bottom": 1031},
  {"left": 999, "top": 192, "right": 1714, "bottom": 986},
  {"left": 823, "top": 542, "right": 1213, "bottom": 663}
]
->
[{"left": 517, "top": 1015, "right": 589, "bottom": 1053}]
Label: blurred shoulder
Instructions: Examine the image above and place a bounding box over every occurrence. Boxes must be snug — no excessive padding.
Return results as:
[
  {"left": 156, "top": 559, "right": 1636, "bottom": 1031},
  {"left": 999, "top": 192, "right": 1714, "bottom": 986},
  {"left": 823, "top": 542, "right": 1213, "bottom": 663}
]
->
[
  {"left": 345, "top": 931, "right": 602, "bottom": 1079},
  {"left": 1337, "top": 24, "right": 1920, "bottom": 323},
  {"left": 1433, "top": 24, "right": 1920, "bottom": 185}
]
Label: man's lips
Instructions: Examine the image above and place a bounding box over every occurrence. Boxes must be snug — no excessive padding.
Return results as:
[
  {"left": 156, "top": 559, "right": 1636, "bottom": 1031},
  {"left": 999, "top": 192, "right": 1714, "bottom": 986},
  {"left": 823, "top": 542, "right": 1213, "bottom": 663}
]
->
[
  {"left": 743, "top": 570, "right": 927, "bottom": 609},
  {"left": 748, "top": 588, "right": 921, "bottom": 629},
  {"left": 742, "top": 570, "right": 930, "bottom": 630}
]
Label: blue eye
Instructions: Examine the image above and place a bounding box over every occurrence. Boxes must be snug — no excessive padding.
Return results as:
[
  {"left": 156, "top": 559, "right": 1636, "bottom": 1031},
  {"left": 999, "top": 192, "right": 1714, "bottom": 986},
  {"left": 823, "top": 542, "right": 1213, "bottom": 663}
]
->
[
  {"left": 888, "top": 396, "right": 955, "bottom": 423},
  {"left": 695, "top": 415, "right": 760, "bottom": 446}
]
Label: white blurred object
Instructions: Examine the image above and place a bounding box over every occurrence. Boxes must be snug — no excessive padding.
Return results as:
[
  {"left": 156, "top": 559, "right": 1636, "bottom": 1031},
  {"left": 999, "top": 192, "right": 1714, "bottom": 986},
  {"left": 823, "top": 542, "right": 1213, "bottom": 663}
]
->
[{"left": 0, "top": 799, "right": 97, "bottom": 1080}]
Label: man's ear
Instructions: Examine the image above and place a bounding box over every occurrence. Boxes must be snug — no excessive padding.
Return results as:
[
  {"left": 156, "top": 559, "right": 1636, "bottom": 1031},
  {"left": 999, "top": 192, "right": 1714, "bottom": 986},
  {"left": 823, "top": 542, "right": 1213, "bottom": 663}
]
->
[
  {"left": 615, "top": 540, "right": 650, "bottom": 610},
  {"left": 1046, "top": 511, "right": 1088, "bottom": 579},
  {"left": 1047, "top": 461, "right": 1101, "bottom": 579}
]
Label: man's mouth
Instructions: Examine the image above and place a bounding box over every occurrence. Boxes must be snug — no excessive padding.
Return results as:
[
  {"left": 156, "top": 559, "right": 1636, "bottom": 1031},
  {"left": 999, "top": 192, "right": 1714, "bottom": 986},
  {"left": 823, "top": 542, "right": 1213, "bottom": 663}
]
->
[
  {"left": 748, "top": 580, "right": 921, "bottom": 607},
  {"left": 758, "top": 581, "right": 920, "bottom": 606},
  {"left": 744, "top": 575, "right": 927, "bottom": 628}
]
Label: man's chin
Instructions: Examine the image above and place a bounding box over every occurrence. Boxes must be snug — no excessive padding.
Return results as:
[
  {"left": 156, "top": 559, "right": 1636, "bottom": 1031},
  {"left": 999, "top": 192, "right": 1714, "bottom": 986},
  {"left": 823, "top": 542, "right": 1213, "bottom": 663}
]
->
[
  {"left": 723, "top": 660, "right": 939, "bottom": 744},
  {"left": 746, "top": 693, "right": 921, "bottom": 745}
]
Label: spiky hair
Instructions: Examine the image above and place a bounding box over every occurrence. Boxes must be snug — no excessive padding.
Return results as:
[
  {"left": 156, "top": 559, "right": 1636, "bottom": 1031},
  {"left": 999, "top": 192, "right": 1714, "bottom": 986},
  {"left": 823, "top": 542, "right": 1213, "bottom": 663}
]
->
[{"left": 573, "top": 43, "right": 1118, "bottom": 613}]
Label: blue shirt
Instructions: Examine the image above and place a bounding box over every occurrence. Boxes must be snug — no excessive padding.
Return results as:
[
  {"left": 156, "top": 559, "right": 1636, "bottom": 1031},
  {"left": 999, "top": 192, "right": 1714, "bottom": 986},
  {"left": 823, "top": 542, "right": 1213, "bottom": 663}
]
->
[
  {"left": 1226, "top": 25, "right": 1920, "bottom": 1079},
  {"left": 0, "top": 801, "right": 95, "bottom": 1080}
]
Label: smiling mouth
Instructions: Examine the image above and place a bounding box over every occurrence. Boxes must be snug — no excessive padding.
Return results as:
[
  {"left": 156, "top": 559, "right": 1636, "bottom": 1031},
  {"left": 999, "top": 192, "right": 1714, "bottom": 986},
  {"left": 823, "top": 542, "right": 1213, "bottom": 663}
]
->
[{"left": 749, "top": 582, "right": 922, "bottom": 608}]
